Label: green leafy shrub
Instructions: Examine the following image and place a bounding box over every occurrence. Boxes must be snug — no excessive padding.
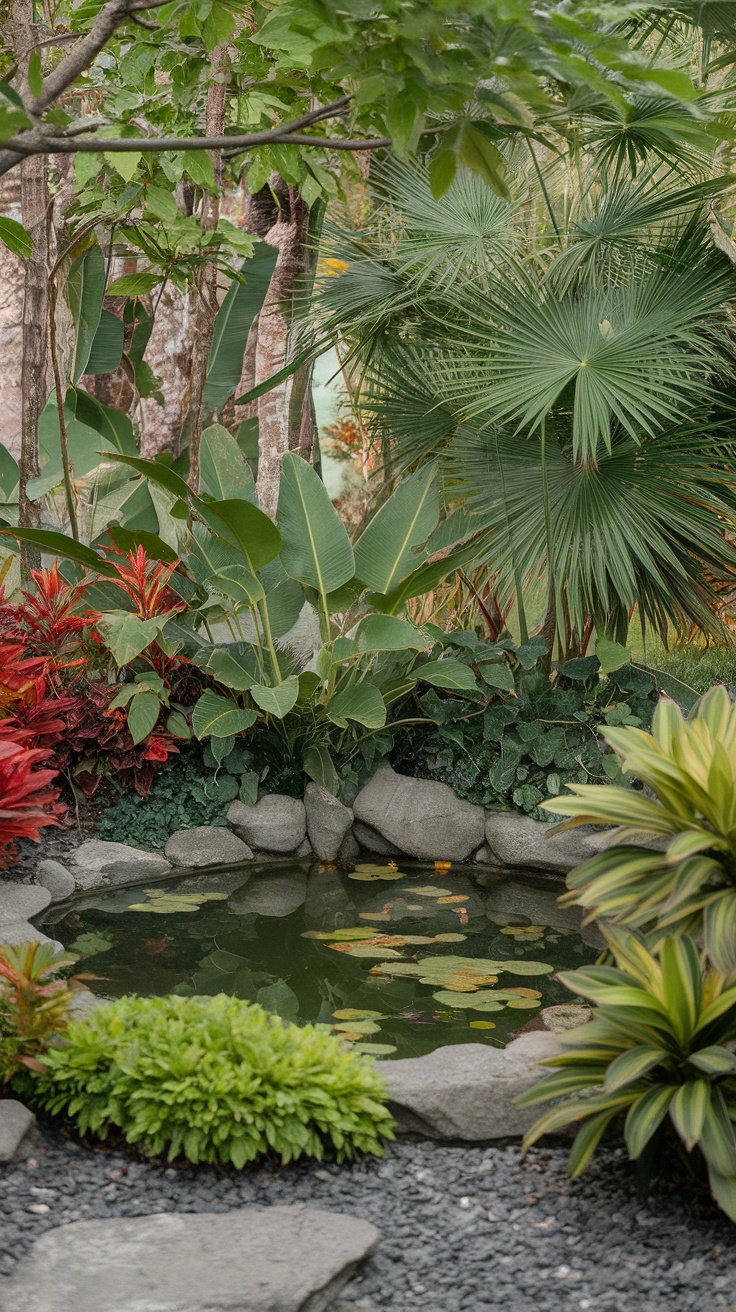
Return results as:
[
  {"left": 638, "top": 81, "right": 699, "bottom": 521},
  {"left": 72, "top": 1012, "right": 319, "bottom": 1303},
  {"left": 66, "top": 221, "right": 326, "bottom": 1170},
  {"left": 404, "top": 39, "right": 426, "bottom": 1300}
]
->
[
  {"left": 96, "top": 746, "right": 248, "bottom": 849},
  {"left": 548, "top": 685, "right": 736, "bottom": 972},
  {"left": 1, "top": 942, "right": 75, "bottom": 1086},
  {"left": 518, "top": 928, "right": 736, "bottom": 1222},
  {"left": 391, "top": 633, "right": 659, "bottom": 818},
  {"left": 28, "top": 993, "right": 394, "bottom": 1166}
]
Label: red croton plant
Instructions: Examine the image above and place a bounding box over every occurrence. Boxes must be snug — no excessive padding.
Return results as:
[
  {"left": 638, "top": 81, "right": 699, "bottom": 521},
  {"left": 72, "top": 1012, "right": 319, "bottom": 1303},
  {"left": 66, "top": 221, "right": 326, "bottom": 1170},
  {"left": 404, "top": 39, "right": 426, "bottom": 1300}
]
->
[{"left": 0, "top": 548, "right": 196, "bottom": 861}]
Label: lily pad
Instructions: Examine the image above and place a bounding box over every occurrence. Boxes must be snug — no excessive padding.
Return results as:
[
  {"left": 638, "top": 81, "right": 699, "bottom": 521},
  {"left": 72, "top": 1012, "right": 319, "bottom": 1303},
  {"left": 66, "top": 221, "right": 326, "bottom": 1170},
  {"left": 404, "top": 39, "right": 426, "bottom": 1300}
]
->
[
  {"left": 432, "top": 989, "right": 518, "bottom": 1009},
  {"left": 69, "top": 931, "right": 113, "bottom": 958},
  {"left": 328, "top": 943, "right": 404, "bottom": 959},
  {"left": 436, "top": 895, "right": 468, "bottom": 905},
  {"left": 374, "top": 954, "right": 554, "bottom": 990},
  {"left": 434, "top": 933, "right": 467, "bottom": 942},
  {"left": 332, "top": 1019, "right": 381, "bottom": 1036},
  {"left": 128, "top": 901, "right": 199, "bottom": 913},
  {"left": 332, "top": 1008, "right": 385, "bottom": 1021},
  {"left": 469, "top": 1020, "right": 496, "bottom": 1029},
  {"left": 506, "top": 997, "right": 542, "bottom": 1009},
  {"left": 302, "top": 927, "right": 376, "bottom": 941},
  {"left": 406, "top": 886, "right": 454, "bottom": 897},
  {"left": 349, "top": 864, "right": 405, "bottom": 881},
  {"left": 353, "top": 1042, "right": 397, "bottom": 1055}
]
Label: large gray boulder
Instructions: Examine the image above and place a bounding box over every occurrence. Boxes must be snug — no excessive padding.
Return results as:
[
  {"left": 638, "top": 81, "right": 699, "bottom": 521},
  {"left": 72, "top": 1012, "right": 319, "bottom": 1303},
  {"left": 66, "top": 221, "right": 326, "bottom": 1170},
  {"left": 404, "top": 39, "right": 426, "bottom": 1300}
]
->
[
  {"left": 484, "top": 812, "right": 608, "bottom": 873},
  {"left": 1, "top": 1206, "right": 380, "bottom": 1312},
  {"left": 228, "top": 794, "right": 307, "bottom": 854},
  {"left": 0, "top": 884, "right": 51, "bottom": 924},
  {"left": 34, "top": 860, "right": 75, "bottom": 902},
  {"left": 353, "top": 766, "right": 485, "bottom": 861},
  {"left": 383, "top": 1032, "right": 563, "bottom": 1140},
  {"left": 304, "top": 783, "right": 353, "bottom": 861},
  {"left": 352, "top": 822, "right": 401, "bottom": 856},
  {"left": 0, "top": 920, "right": 62, "bottom": 951},
  {"left": 68, "top": 841, "right": 171, "bottom": 891},
  {"left": 164, "top": 825, "right": 253, "bottom": 868},
  {"left": 0, "top": 1100, "right": 36, "bottom": 1162}
]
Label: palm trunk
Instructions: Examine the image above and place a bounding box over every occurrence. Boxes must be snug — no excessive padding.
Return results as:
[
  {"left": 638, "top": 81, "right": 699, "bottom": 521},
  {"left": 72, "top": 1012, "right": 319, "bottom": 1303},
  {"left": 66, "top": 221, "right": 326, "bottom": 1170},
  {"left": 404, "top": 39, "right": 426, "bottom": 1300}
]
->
[{"left": 255, "top": 183, "right": 311, "bottom": 517}]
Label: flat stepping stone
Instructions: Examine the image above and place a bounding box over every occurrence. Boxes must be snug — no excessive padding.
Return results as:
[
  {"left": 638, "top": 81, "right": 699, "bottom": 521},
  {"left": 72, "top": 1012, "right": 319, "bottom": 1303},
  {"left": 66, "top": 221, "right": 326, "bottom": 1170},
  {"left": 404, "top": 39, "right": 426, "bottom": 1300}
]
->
[
  {"left": 0, "top": 884, "right": 51, "bottom": 924},
  {"left": 2, "top": 1205, "right": 380, "bottom": 1312}
]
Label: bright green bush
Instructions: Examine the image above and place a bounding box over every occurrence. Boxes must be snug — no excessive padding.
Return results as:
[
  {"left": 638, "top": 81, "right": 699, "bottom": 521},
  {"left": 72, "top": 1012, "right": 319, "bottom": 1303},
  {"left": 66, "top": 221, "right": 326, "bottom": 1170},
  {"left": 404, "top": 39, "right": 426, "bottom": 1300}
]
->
[{"left": 29, "top": 993, "right": 394, "bottom": 1166}]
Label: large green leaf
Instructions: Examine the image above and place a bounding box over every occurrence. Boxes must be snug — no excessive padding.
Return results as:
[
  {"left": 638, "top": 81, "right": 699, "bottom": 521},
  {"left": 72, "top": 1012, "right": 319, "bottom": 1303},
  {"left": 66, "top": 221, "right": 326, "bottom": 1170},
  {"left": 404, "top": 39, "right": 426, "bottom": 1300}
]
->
[
  {"left": 104, "top": 453, "right": 194, "bottom": 504},
  {"left": 0, "top": 216, "right": 31, "bottom": 259},
  {"left": 200, "top": 499, "right": 281, "bottom": 572},
  {"left": 303, "top": 743, "right": 340, "bottom": 794},
  {"left": 194, "top": 646, "right": 259, "bottom": 691},
  {"left": 251, "top": 676, "right": 300, "bottom": 719},
  {"left": 85, "top": 309, "right": 124, "bottom": 375},
  {"left": 416, "top": 657, "right": 481, "bottom": 691},
  {"left": 192, "top": 689, "right": 257, "bottom": 739},
  {"left": 200, "top": 425, "right": 256, "bottom": 502},
  {"left": 106, "top": 526, "right": 179, "bottom": 564},
  {"left": 71, "top": 388, "right": 136, "bottom": 455},
  {"left": 277, "top": 452, "right": 354, "bottom": 599},
  {"left": 356, "top": 614, "right": 427, "bottom": 652},
  {"left": 127, "top": 691, "right": 161, "bottom": 745},
  {"left": 68, "top": 245, "right": 106, "bottom": 383},
  {"left": 1, "top": 528, "right": 118, "bottom": 577},
  {"left": 96, "top": 610, "right": 177, "bottom": 666},
  {"left": 353, "top": 464, "right": 440, "bottom": 593},
  {"left": 327, "top": 681, "right": 387, "bottom": 729},
  {"left": 207, "top": 564, "right": 265, "bottom": 608},
  {"left": 203, "top": 243, "right": 279, "bottom": 412}
]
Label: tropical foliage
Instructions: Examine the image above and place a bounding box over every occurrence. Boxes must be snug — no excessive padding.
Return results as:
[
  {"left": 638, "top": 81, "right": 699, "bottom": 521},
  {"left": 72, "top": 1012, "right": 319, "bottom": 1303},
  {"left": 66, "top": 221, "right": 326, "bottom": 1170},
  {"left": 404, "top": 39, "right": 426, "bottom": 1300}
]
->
[
  {"left": 519, "top": 928, "right": 736, "bottom": 1221},
  {"left": 26, "top": 993, "right": 394, "bottom": 1166},
  {"left": 547, "top": 685, "right": 736, "bottom": 973},
  {"left": 0, "top": 942, "right": 74, "bottom": 1086}
]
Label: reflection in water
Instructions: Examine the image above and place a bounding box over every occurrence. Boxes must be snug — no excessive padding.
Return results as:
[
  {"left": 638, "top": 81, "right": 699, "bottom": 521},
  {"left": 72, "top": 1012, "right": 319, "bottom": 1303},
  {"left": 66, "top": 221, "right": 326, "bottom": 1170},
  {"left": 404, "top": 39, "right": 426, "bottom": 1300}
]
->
[{"left": 46, "top": 860, "right": 598, "bottom": 1059}]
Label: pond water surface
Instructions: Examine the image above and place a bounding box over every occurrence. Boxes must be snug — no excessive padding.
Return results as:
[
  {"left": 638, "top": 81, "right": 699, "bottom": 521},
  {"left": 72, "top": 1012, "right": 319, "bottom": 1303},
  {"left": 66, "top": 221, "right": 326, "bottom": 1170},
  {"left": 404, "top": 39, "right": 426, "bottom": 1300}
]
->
[{"left": 44, "top": 859, "right": 598, "bottom": 1059}]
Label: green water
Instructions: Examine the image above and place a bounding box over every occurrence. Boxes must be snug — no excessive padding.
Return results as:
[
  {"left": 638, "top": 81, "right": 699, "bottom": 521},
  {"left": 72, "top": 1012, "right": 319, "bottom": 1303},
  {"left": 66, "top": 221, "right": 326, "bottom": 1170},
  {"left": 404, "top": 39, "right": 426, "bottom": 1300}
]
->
[{"left": 44, "top": 860, "right": 598, "bottom": 1059}]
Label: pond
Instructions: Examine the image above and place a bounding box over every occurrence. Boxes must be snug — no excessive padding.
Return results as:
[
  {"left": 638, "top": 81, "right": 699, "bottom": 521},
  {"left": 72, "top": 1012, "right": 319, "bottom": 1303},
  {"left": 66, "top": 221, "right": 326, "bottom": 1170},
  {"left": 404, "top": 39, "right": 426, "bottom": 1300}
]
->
[{"left": 43, "top": 859, "right": 599, "bottom": 1060}]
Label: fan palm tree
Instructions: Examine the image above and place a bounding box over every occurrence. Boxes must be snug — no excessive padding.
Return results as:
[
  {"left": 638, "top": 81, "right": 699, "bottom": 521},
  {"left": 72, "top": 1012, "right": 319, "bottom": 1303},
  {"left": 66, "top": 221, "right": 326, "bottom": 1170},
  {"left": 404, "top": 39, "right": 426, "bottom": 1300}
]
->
[{"left": 311, "top": 153, "right": 736, "bottom": 658}]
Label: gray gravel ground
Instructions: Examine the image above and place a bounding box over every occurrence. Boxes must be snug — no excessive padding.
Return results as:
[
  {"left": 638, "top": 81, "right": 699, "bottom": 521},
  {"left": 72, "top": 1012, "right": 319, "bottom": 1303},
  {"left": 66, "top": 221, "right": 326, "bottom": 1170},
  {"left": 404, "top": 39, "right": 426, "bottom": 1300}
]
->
[{"left": 1, "top": 1122, "right": 735, "bottom": 1312}]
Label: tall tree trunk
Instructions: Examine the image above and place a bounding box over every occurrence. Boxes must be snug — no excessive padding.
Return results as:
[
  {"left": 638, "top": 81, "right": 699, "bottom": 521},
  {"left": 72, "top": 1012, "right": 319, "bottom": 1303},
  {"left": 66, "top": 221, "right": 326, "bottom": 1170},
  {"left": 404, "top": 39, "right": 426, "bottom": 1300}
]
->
[
  {"left": 4, "top": 0, "right": 49, "bottom": 565},
  {"left": 182, "top": 44, "right": 228, "bottom": 493},
  {"left": 0, "top": 171, "right": 24, "bottom": 459},
  {"left": 255, "top": 182, "right": 311, "bottom": 517}
]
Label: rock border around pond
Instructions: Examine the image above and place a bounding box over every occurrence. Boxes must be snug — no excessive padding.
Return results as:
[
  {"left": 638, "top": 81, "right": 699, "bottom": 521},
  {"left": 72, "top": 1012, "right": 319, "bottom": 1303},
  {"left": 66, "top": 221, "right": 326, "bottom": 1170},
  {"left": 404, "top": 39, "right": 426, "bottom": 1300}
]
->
[{"left": 21, "top": 765, "right": 610, "bottom": 900}]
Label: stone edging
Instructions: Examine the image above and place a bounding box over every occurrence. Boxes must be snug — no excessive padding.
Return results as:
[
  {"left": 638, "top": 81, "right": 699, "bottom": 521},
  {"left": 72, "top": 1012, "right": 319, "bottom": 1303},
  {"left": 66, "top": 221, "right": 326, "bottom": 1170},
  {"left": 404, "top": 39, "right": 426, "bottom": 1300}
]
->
[{"left": 21, "top": 764, "right": 610, "bottom": 905}]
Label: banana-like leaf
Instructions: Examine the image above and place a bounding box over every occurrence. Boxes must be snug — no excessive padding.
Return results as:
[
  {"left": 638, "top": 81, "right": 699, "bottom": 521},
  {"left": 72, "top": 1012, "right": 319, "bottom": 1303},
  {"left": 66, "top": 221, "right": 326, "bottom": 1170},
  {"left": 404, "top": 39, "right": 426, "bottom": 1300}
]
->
[
  {"left": 194, "top": 646, "right": 259, "bottom": 691},
  {"left": 207, "top": 564, "right": 265, "bottom": 608},
  {"left": 200, "top": 424, "right": 256, "bottom": 501},
  {"left": 327, "top": 681, "right": 387, "bottom": 729},
  {"left": 86, "top": 309, "right": 124, "bottom": 375},
  {"left": 192, "top": 689, "right": 257, "bottom": 739},
  {"left": 203, "top": 243, "right": 278, "bottom": 412},
  {"left": 277, "top": 452, "right": 354, "bottom": 599},
  {"left": 200, "top": 499, "right": 281, "bottom": 573},
  {"left": 68, "top": 245, "right": 106, "bottom": 383},
  {"left": 355, "top": 614, "right": 427, "bottom": 652},
  {"left": 1, "top": 528, "right": 119, "bottom": 577},
  {"left": 251, "top": 676, "right": 299, "bottom": 719},
  {"left": 353, "top": 464, "right": 439, "bottom": 593}
]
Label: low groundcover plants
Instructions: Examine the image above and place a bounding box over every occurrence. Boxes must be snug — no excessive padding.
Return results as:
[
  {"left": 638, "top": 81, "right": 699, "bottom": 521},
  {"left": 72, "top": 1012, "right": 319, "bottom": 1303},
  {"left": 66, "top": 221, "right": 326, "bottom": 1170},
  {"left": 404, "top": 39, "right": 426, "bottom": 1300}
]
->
[{"left": 24, "top": 992, "right": 395, "bottom": 1166}]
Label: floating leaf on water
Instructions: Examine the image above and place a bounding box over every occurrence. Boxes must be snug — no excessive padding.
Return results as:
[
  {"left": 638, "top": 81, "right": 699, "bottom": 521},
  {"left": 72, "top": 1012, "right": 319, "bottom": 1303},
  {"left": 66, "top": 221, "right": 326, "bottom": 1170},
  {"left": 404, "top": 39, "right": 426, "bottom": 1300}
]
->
[
  {"left": 432, "top": 989, "right": 517, "bottom": 1009},
  {"left": 397, "top": 936, "right": 435, "bottom": 945},
  {"left": 332, "top": 1008, "right": 385, "bottom": 1021},
  {"left": 349, "top": 864, "right": 406, "bottom": 881},
  {"left": 359, "top": 911, "right": 392, "bottom": 920},
  {"left": 256, "top": 979, "right": 300, "bottom": 1022},
  {"left": 434, "top": 933, "right": 467, "bottom": 942},
  {"left": 406, "top": 886, "right": 454, "bottom": 897},
  {"left": 332, "top": 1019, "right": 381, "bottom": 1036},
  {"left": 506, "top": 997, "right": 542, "bottom": 1009},
  {"left": 508, "top": 987, "right": 542, "bottom": 998},
  {"left": 434, "top": 861, "right": 452, "bottom": 874},
  {"left": 436, "top": 895, "right": 469, "bottom": 905},
  {"left": 336, "top": 1030, "right": 367, "bottom": 1042},
  {"left": 374, "top": 954, "right": 554, "bottom": 988},
  {"left": 302, "top": 927, "right": 376, "bottom": 941},
  {"left": 69, "top": 932, "right": 113, "bottom": 958},
  {"left": 500, "top": 925, "right": 545, "bottom": 935},
  {"left": 128, "top": 901, "right": 199, "bottom": 913},
  {"left": 469, "top": 1020, "right": 497, "bottom": 1029},
  {"left": 328, "top": 943, "right": 404, "bottom": 959},
  {"left": 353, "top": 1042, "right": 397, "bottom": 1055}
]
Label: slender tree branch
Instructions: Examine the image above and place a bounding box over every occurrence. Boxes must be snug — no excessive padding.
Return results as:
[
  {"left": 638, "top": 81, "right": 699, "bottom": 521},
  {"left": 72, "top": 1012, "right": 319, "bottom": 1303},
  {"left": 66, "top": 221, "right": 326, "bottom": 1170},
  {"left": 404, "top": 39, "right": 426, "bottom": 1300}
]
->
[{"left": 2, "top": 129, "right": 391, "bottom": 157}]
